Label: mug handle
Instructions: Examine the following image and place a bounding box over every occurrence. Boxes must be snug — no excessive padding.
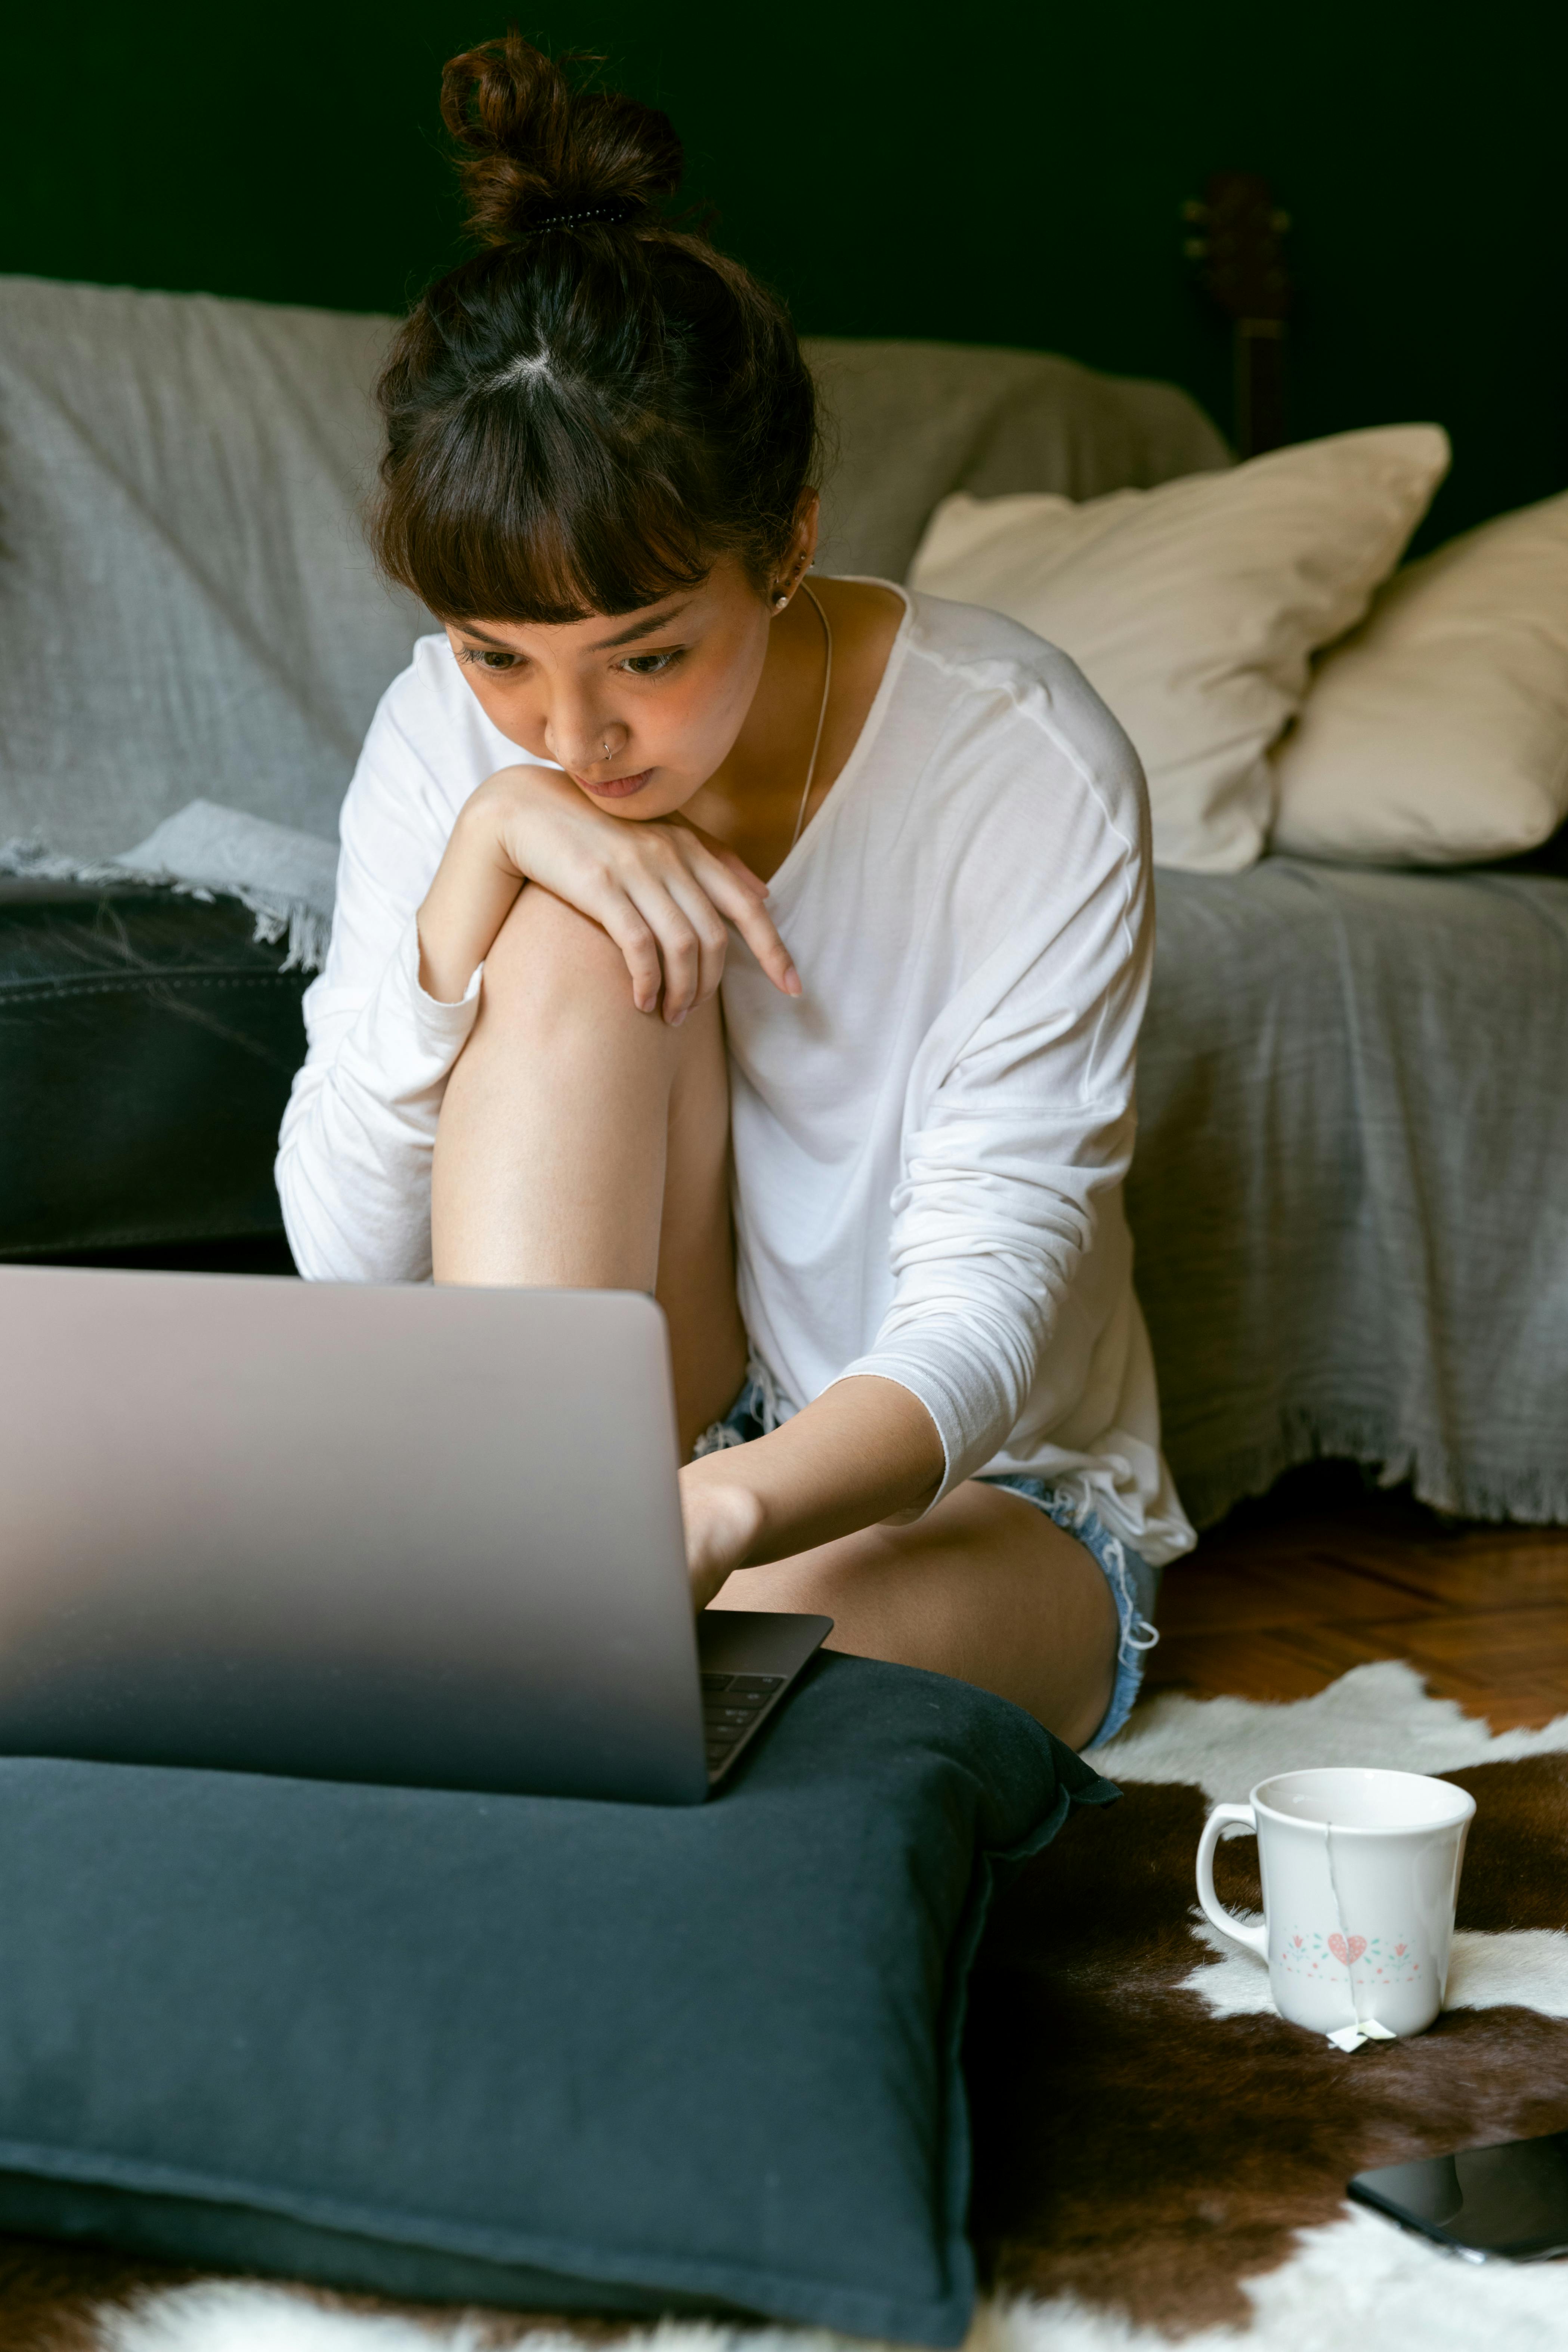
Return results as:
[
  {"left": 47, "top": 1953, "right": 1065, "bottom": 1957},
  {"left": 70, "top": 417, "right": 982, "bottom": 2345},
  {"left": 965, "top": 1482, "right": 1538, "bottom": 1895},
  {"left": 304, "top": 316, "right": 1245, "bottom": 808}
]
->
[{"left": 1196, "top": 1802, "right": 1269, "bottom": 1957}]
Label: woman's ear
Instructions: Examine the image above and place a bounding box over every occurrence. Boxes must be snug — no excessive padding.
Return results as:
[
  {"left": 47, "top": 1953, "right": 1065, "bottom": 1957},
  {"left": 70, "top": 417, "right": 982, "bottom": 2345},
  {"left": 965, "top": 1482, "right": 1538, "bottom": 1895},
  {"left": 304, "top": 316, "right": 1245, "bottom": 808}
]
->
[
  {"left": 795, "top": 490, "right": 821, "bottom": 571},
  {"left": 770, "top": 494, "right": 823, "bottom": 611}
]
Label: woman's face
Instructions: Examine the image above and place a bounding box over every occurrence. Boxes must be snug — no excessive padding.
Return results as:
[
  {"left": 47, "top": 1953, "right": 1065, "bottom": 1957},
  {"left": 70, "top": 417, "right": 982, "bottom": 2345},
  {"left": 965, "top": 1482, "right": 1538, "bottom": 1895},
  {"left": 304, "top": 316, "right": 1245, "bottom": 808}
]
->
[{"left": 443, "top": 548, "right": 789, "bottom": 822}]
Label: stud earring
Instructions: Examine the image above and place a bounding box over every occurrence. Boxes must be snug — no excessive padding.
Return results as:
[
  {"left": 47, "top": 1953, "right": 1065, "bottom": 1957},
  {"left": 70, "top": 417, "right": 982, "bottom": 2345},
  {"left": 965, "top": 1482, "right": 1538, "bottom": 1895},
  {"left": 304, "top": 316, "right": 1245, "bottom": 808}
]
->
[{"left": 772, "top": 588, "right": 789, "bottom": 610}]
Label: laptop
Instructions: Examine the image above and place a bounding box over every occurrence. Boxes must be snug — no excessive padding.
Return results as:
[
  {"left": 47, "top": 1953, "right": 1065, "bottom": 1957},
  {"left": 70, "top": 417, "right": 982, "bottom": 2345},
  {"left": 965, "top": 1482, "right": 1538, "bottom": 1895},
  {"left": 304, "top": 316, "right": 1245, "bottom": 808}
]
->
[{"left": 0, "top": 1266, "right": 830, "bottom": 1804}]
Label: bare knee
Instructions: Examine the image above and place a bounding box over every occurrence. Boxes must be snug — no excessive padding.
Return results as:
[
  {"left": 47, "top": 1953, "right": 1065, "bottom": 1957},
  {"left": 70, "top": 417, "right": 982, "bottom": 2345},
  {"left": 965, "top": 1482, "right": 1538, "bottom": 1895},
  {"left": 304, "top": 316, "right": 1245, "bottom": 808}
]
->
[{"left": 479, "top": 884, "right": 650, "bottom": 1048}]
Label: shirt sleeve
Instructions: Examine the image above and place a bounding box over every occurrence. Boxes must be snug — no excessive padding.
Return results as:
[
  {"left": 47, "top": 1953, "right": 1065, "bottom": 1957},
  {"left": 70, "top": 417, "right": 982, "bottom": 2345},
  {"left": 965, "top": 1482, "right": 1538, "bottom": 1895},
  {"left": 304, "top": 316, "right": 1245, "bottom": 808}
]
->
[
  {"left": 831, "top": 747, "right": 1152, "bottom": 1506},
  {"left": 274, "top": 691, "right": 484, "bottom": 1285}
]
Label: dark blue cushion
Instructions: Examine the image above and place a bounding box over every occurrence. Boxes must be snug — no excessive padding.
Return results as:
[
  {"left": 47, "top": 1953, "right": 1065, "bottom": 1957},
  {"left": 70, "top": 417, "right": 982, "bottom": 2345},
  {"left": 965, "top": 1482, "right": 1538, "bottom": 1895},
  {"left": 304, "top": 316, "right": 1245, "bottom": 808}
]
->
[{"left": 0, "top": 1653, "right": 1115, "bottom": 2344}]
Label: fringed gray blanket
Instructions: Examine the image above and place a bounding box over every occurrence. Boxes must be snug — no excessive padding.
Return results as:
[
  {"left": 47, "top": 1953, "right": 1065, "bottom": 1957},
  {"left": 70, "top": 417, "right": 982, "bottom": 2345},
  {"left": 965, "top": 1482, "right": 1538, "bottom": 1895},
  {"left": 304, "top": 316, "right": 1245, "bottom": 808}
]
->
[
  {"left": 1132, "top": 857, "right": 1568, "bottom": 1530},
  {"left": 0, "top": 800, "right": 337, "bottom": 974}
]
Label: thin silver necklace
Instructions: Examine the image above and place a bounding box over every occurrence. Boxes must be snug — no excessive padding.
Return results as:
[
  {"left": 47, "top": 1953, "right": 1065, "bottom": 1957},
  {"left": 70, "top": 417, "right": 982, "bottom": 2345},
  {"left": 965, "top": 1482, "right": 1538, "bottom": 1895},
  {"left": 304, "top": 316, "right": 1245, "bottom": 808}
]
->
[{"left": 789, "top": 583, "right": 834, "bottom": 851}]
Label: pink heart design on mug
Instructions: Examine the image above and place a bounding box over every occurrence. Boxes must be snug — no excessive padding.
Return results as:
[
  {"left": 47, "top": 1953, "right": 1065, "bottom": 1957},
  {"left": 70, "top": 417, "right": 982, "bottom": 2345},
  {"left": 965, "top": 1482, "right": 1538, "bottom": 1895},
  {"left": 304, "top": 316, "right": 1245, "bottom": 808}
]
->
[{"left": 1327, "top": 1933, "right": 1367, "bottom": 1966}]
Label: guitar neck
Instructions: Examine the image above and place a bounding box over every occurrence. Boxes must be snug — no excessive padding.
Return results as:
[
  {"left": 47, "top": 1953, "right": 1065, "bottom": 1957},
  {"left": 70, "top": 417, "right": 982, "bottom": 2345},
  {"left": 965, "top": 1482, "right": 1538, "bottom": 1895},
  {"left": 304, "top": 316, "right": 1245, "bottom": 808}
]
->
[
  {"left": 1184, "top": 171, "right": 1293, "bottom": 457},
  {"left": 1235, "top": 319, "right": 1286, "bottom": 458}
]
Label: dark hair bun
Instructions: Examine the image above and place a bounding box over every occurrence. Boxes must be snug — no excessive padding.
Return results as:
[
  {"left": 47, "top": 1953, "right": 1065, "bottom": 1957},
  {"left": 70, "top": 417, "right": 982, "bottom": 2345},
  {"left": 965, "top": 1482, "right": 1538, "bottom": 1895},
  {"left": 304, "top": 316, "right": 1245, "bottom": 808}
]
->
[{"left": 440, "top": 31, "right": 683, "bottom": 245}]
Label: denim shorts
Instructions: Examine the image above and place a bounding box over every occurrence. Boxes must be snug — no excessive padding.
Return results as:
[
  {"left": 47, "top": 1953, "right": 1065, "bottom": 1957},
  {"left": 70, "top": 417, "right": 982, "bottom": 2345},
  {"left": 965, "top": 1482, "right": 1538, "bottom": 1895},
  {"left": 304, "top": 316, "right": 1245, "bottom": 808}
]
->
[{"left": 694, "top": 1379, "right": 1160, "bottom": 1747}]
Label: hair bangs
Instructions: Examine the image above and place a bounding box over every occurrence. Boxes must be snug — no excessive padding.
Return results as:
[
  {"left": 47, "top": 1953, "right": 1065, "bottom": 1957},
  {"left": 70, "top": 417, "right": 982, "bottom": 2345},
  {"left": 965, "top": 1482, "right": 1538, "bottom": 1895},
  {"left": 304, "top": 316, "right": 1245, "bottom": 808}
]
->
[{"left": 375, "top": 380, "right": 719, "bottom": 626}]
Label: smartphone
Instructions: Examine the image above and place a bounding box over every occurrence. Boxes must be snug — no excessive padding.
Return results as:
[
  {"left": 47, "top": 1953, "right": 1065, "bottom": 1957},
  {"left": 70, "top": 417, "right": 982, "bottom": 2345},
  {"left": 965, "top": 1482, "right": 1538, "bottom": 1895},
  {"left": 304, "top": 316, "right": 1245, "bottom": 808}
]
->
[{"left": 1349, "top": 2129, "right": 1568, "bottom": 2261}]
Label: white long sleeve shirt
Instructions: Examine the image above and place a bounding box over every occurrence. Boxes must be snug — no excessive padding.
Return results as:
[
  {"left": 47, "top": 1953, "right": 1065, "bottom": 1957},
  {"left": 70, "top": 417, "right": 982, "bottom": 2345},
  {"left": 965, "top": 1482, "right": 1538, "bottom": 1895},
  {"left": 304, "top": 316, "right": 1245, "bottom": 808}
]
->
[{"left": 277, "top": 588, "right": 1194, "bottom": 1567}]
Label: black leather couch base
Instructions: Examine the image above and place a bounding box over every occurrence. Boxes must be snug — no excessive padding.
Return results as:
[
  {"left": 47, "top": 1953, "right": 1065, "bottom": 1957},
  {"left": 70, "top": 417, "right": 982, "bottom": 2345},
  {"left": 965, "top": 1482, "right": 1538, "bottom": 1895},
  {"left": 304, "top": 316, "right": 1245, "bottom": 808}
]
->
[{"left": 0, "top": 882, "right": 309, "bottom": 1264}]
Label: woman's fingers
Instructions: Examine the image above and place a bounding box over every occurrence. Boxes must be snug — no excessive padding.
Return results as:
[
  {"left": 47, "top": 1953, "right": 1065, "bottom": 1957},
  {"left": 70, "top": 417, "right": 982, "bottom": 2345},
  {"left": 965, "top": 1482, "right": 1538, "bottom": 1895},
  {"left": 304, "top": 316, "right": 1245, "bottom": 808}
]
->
[
  {"left": 564, "top": 823, "right": 799, "bottom": 1016},
  {"left": 621, "top": 840, "right": 763, "bottom": 1019},
  {"left": 622, "top": 875, "right": 709, "bottom": 1022},
  {"left": 661, "top": 871, "right": 733, "bottom": 1012},
  {"left": 737, "top": 899, "right": 803, "bottom": 998},
  {"left": 597, "top": 898, "right": 665, "bottom": 1015},
  {"left": 587, "top": 858, "right": 714, "bottom": 1019},
  {"left": 689, "top": 855, "right": 801, "bottom": 997}
]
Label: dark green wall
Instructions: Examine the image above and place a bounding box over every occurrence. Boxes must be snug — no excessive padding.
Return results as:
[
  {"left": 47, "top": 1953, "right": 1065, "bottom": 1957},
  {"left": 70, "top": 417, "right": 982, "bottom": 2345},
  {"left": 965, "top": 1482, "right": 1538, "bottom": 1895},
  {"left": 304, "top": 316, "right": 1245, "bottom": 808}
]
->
[{"left": 4, "top": 4, "right": 1564, "bottom": 548}]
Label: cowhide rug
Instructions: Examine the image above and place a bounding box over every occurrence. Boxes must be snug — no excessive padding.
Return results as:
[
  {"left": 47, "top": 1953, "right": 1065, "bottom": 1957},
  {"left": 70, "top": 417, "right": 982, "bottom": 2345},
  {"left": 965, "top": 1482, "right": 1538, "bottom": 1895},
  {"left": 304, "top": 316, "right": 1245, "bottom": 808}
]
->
[{"left": 6, "top": 1662, "right": 1566, "bottom": 2352}]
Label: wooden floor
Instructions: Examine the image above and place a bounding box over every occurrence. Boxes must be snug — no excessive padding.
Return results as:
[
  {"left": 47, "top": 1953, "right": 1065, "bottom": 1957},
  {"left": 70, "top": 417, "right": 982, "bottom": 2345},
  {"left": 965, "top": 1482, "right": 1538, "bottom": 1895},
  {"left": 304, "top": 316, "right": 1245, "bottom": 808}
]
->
[{"left": 1145, "top": 1465, "right": 1568, "bottom": 1731}]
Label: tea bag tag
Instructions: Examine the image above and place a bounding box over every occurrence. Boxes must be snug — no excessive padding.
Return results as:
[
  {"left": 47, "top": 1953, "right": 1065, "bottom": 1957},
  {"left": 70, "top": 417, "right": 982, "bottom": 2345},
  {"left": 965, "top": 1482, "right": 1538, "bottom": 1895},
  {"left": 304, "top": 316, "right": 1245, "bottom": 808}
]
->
[
  {"left": 1326, "top": 2018, "right": 1397, "bottom": 2053},
  {"left": 1320, "top": 1817, "right": 1399, "bottom": 2052}
]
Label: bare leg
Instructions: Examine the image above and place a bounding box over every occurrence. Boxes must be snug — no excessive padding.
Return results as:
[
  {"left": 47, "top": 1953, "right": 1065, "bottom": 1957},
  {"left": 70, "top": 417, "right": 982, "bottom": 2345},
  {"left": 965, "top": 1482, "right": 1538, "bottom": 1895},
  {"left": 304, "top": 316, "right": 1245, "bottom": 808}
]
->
[
  {"left": 709, "top": 1483, "right": 1120, "bottom": 1749},
  {"left": 431, "top": 886, "right": 746, "bottom": 1452}
]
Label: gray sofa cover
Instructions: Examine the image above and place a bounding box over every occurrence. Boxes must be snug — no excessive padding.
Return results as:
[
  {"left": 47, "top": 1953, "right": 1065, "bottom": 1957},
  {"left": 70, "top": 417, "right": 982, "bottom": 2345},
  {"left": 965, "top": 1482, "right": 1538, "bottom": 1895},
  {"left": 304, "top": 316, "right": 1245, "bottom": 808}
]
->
[{"left": 1135, "top": 860, "right": 1568, "bottom": 1527}]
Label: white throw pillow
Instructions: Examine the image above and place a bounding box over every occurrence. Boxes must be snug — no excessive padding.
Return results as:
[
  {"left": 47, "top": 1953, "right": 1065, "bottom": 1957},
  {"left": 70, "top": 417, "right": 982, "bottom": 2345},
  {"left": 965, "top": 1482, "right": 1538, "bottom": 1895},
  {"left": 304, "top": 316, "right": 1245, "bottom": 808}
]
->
[
  {"left": 1271, "top": 491, "right": 1568, "bottom": 865},
  {"left": 907, "top": 426, "right": 1450, "bottom": 872}
]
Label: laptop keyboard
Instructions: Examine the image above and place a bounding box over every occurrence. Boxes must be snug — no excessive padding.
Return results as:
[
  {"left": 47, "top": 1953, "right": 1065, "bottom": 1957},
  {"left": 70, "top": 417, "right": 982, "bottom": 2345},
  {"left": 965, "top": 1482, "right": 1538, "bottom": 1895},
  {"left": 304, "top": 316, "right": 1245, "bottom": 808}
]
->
[{"left": 702, "top": 1670, "right": 786, "bottom": 1776}]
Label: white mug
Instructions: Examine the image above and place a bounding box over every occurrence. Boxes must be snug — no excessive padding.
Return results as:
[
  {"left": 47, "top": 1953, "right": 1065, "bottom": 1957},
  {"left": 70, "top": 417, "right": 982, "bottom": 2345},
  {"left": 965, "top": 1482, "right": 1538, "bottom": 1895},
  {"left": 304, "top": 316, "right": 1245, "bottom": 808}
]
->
[{"left": 1196, "top": 1767, "right": 1475, "bottom": 2041}]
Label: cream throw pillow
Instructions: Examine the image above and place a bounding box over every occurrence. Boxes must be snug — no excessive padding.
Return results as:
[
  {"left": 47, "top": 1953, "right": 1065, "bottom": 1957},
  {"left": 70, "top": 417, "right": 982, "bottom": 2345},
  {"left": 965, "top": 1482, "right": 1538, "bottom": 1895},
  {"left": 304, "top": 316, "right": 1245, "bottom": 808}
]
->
[
  {"left": 907, "top": 426, "right": 1450, "bottom": 872},
  {"left": 1272, "top": 491, "right": 1568, "bottom": 865}
]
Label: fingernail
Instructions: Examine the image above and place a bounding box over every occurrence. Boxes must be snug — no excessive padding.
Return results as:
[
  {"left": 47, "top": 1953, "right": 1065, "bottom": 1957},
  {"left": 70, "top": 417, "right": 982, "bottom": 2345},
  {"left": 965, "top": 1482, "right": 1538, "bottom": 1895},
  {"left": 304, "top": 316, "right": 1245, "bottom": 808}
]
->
[{"left": 669, "top": 1008, "right": 687, "bottom": 1028}]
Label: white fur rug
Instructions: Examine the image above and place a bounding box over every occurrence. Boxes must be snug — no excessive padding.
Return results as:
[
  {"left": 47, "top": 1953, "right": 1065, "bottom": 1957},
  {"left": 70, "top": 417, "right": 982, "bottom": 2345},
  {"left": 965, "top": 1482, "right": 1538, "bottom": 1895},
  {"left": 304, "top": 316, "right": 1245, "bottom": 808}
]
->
[{"left": 94, "top": 1666, "right": 1568, "bottom": 2352}]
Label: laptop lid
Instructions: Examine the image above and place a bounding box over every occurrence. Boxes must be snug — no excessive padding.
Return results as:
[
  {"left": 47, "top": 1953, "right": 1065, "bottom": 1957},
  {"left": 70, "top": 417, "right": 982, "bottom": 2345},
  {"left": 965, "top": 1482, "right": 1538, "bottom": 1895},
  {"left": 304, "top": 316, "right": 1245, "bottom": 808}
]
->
[{"left": 0, "top": 1267, "right": 711, "bottom": 1804}]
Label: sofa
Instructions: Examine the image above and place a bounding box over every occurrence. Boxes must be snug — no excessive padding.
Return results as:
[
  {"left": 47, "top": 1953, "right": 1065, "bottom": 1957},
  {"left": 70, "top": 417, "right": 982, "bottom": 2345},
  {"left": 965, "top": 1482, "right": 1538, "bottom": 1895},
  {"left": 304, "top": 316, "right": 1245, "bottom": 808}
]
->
[{"left": 3, "top": 273, "right": 1564, "bottom": 1527}]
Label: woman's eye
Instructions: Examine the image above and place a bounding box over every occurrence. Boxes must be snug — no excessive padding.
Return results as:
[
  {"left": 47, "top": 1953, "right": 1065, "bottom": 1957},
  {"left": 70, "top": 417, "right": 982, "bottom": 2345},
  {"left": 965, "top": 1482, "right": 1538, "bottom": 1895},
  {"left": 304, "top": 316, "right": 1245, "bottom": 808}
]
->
[
  {"left": 621, "top": 649, "right": 684, "bottom": 677},
  {"left": 458, "top": 646, "right": 520, "bottom": 673},
  {"left": 478, "top": 649, "right": 519, "bottom": 672}
]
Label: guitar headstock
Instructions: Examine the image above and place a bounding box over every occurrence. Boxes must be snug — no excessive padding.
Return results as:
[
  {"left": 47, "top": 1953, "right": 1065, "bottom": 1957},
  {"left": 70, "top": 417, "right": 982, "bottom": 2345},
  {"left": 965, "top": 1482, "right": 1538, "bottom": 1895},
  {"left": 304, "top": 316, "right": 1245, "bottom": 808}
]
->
[{"left": 1183, "top": 171, "right": 1292, "bottom": 324}]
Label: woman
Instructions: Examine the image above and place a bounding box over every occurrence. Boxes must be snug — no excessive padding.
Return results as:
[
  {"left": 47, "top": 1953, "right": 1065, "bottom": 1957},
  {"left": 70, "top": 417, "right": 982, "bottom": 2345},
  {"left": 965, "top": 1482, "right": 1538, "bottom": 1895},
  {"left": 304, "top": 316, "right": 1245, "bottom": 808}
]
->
[{"left": 278, "top": 32, "right": 1193, "bottom": 1752}]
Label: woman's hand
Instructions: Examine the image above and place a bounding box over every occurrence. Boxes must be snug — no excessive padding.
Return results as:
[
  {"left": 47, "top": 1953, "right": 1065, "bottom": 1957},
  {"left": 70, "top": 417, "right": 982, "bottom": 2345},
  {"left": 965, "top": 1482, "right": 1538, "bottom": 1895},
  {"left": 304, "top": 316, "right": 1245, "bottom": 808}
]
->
[
  {"left": 679, "top": 1471, "right": 766, "bottom": 1610},
  {"left": 418, "top": 764, "right": 800, "bottom": 1020},
  {"left": 678, "top": 1377, "right": 945, "bottom": 1610}
]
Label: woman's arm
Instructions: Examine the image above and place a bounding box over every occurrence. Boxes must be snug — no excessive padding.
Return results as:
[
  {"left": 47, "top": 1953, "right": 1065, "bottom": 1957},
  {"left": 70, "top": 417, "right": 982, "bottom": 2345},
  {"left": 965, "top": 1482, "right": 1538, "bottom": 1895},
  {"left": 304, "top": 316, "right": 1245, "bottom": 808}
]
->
[
  {"left": 679, "top": 1376, "right": 944, "bottom": 1607},
  {"left": 276, "top": 693, "right": 485, "bottom": 1282},
  {"left": 418, "top": 764, "right": 800, "bottom": 1016},
  {"left": 681, "top": 706, "right": 1154, "bottom": 1603}
]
